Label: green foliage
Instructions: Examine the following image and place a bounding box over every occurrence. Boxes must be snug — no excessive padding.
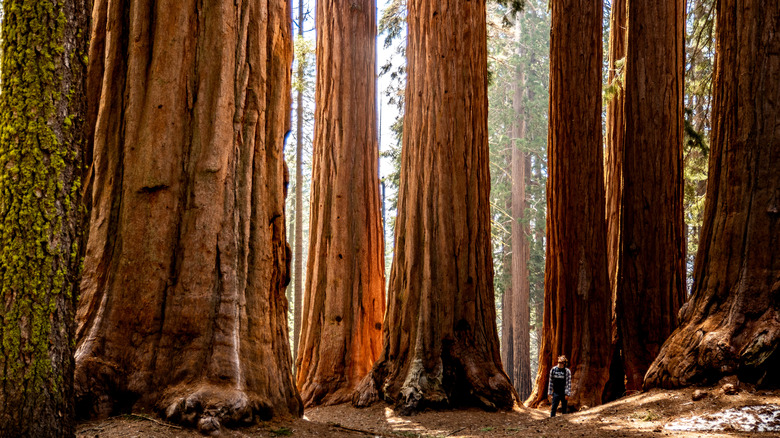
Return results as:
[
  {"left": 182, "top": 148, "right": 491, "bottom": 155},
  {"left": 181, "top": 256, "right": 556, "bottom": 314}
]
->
[
  {"left": 270, "top": 426, "right": 294, "bottom": 436},
  {"left": 682, "top": 0, "right": 714, "bottom": 290},
  {"left": 0, "top": 0, "right": 82, "bottom": 406},
  {"left": 603, "top": 57, "right": 625, "bottom": 105}
]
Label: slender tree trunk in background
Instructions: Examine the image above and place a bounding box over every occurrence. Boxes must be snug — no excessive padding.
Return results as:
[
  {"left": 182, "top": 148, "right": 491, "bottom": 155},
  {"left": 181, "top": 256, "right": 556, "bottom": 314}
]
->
[
  {"left": 501, "top": 195, "right": 515, "bottom": 387},
  {"left": 645, "top": 0, "right": 780, "bottom": 389},
  {"left": 617, "top": 0, "right": 685, "bottom": 392},
  {"left": 604, "top": 0, "right": 626, "bottom": 401},
  {"left": 0, "top": 0, "right": 88, "bottom": 436},
  {"left": 296, "top": 0, "right": 386, "bottom": 408},
  {"left": 293, "top": 0, "right": 305, "bottom": 371},
  {"left": 510, "top": 26, "right": 532, "bottom": 399},
  {"left": 526, "top": 0, "right": 611, "bottom": 410},
  {"left": 73, "top": 0, "right": 302, "bottom": 429},
  {"left": 353, "top": 0, "right": 516, "bottom": 413}
]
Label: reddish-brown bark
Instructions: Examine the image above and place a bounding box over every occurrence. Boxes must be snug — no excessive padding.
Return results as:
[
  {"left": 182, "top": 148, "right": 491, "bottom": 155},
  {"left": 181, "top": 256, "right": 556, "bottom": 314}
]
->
[
  {"left": 353, "top": 0, "right": 516, "bottom": 414},
  {"left": 605, "top": 0, "right": 626, "bottom": 304},
  {"left": 526, "top": 0, "right": 612, "bottom": 410},
  {"left": 295, "top": 0, "right": 386, "bottom": 408},
  {"left": 644, "top": 0, "right": 780, "bottom": 390},
  {"left": 603, "top": 0, "right": 627, "bottom": 401},
  {"left": 74, "top": 0, "right": 302, "bottom": 429},
  {"left": 616, "top": 0, "right": 686, "bottom": 392}
]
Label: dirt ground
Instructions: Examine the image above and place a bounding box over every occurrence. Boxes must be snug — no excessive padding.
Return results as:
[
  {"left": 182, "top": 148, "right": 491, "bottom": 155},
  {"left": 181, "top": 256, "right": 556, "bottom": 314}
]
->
[{"left": 76, "top": 386, "right": 780, "bottom": 437}]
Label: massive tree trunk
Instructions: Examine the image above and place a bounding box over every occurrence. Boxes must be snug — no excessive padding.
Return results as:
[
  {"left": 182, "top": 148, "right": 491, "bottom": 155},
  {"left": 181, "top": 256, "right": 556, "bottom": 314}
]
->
[
  {"left": 603, "top": 0, "right": 627, "bottom": 401},
  {"left": 73, "top": 0, "right": 303, "bottom": 430},
  {"left": 645, "top": 0, "right": 780, "bottom": 390},
  {"left": 0, "top": 0, "right": 89, "bottom": 436},
  {"left": 526, "top": 0, "right": 612, "bottom": 410},
  {"left": 293, "top": 0, "right": 305, "bottom": 371},
  {"left": 605, "top": 0, "right": 626, "bottom": 305},
  {"left": 509, "top": 25, "right": 532, "bottom": 399},
  {"left": 296, "top": 0, "right": 386, "bottom": 408},
  {"left": 353, "top": 0, "right": 516, "bottom": 414},
  {"left": 617, "top": 0, "right": 686, "bottom": 392}
]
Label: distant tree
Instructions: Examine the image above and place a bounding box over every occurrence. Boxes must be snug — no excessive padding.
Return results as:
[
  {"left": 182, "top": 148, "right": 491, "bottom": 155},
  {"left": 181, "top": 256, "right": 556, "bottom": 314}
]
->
[
  {"left": 645, "top": 0, "right": 779, "bottom": 390},
  {"left": 487, "top": 0, "right": 549, "bottom": 398},
  {"left": 353, "top": 0, "right": 516, "bottom": 413},
  {"left": 616, "top": 0, "right": 686, "bottom": 392},
  {"left": 293, "top": 0, "right": 307, "bottom": 371},
  {"left": 73, "top": 0, "right": 302, "bottom": 430},
  {"left": 526, "top": 0, "right": 612, "bottom": 410},
  {"left": 507, "top": 17, "right": 532, "bottom": 403},
  {"left": 296, "top": 0, "right": 386, "bottom": 407},
  {"left": 0, "top": 0, "right": 88, "bottom": 435}
]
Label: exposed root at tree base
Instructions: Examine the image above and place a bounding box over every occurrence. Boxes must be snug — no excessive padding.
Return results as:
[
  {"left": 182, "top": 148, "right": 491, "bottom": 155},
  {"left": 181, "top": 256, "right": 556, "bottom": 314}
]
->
[{"left": 160, "top": 384, "right": 277, "bottom": 433}]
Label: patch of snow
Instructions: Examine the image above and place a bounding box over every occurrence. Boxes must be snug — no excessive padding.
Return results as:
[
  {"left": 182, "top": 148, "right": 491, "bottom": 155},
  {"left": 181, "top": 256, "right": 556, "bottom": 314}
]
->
[{"left": 665, "top": 405, "right": 780, "bottom": 433}]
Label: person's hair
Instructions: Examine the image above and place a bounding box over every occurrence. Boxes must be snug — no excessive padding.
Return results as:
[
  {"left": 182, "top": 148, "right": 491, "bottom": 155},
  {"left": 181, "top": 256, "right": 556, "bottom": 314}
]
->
[{"left": 557, "top": 355, "right": 568, "bottom": 364}]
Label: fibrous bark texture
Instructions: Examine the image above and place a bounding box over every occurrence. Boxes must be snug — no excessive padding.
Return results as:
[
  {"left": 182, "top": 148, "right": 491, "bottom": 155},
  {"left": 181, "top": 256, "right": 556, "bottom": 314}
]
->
[
  {"left": 603, "top": 0, "right": 627, "bottom": 401},
  {"left": 74, "top": 0, "right": 303, "bottom": 428},
  {"left": 526, "top": 0, "right": 612, "bottom": 410},
  {"left": 616, "top": 0, "right": 686, "bottom": 392},
  {"left": 296, "top": 0, "right": 386, "bottom": 407},
  {"left": 0, "top": 0, "right": 89, "bottom": 436},
  {"left": 605, "top": 0, "right": 626, "bottom": 307},
  {"left": 353, "top": 0, "right": 516, "bottom": 414},
  {"left": 644, "top": 0, "right": 780, "bottom": 390}
]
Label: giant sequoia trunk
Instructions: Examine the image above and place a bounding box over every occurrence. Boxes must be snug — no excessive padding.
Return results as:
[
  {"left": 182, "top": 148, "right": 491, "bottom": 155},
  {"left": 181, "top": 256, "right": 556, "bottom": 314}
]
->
[
  {"left": 616, "top": 0, "right": 686, "bottom": 392},
  {"left": 353, "top": 0, "right": 516, "bottom": 414},
  {"left": 603, "top": 0, "right": 627, "bottom": 401},
  {"left": 73, "top": 0, "right": 303, "bottom": 429},
  {"left": 0, "top": 1, "right": 88, "bottom": 436},
  {"left": 526, "top": 0, "right": 612, "bottom": 410},
  {"left": 296, "top": 0, "right": 386, "bottom": 407},
  {"left": 605, "top": 0, "right": 626, "bottom": 306},
  {"left": 645, "top": 0, "right": 780, "bottom": 389}
]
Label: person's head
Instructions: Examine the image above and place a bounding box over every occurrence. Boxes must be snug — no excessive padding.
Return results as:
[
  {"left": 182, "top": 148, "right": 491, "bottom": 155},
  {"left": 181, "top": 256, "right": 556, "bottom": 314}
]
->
[{"left": 557, "top": 355, "right": 568, "bottom": 368}]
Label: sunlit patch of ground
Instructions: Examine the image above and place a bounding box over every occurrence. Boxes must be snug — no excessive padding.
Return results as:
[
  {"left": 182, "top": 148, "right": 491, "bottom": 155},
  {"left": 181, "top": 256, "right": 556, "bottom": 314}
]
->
[{"left": 665, "top": 404, "right": 780, "bottom": 433}]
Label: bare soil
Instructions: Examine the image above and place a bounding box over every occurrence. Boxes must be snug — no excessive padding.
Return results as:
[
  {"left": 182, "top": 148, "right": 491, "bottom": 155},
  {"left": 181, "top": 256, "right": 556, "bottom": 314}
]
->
[{"left": 77, "top": 386, "right": 780, "bottom": 437}]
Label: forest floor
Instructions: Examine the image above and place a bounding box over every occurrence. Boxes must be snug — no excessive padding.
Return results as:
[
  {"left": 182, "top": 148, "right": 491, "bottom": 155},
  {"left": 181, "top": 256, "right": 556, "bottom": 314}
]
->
[{"left": 77, "top": 385, "right": 780, "bottom": 437}]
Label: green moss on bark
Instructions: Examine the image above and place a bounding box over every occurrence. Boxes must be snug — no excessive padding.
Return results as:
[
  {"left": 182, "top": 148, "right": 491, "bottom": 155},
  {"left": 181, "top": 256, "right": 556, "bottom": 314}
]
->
[{"left": 0, "top": 0, "right": 88, "bottom": 435}]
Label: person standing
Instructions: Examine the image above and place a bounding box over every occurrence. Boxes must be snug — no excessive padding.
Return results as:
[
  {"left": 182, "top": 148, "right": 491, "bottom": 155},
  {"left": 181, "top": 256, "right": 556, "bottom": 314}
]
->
[{"left": 548, "top": 355, "right": 571, "bottom": 417}]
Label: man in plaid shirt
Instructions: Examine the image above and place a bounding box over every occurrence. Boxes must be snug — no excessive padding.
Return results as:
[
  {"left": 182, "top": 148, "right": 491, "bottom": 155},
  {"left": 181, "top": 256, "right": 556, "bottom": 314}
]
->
[{"left": 547, "top": 355, "right": 571, "bottom": 417}]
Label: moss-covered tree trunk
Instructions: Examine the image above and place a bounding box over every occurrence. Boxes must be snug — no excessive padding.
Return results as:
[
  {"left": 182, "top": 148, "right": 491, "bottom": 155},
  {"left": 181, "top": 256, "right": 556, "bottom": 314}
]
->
[
  {"left": 0, "top": 0, "right": 89, "bottom": 436},
  {"left": 295, "top": 0, "right": 386, "bottom": 407},
  {"left": 73, "top": 0, "right": 302, "bottom": 430},
  {"left": 617, "top": 0, "right": 685, "bottom": 392},
  {"left": 353, "top": 0, "right": 516, "bottom": 414},
  {"left": 644, "top": 0, "right": 780, "bottom": 390},
  {"left": 526, "top": 0, "right": 612, "bottom": 411}
]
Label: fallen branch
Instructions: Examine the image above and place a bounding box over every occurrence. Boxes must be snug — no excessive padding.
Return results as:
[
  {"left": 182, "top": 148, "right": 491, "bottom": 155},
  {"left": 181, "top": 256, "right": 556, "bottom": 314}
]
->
[
  {"left": 125, "top": 413, "right": 183, "bottom": 429},
  {"left": 328, "top": 422, "right": 387, "bottom": 437},
  {"left": 446, "top": 426, "right": 468, "bottom": 436}
]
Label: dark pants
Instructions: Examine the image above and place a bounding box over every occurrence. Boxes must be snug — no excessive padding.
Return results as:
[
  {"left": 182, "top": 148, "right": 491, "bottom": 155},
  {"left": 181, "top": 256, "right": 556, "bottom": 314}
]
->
[{"left": 551, "top": 393, "right": 567, "bottom": 417}]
